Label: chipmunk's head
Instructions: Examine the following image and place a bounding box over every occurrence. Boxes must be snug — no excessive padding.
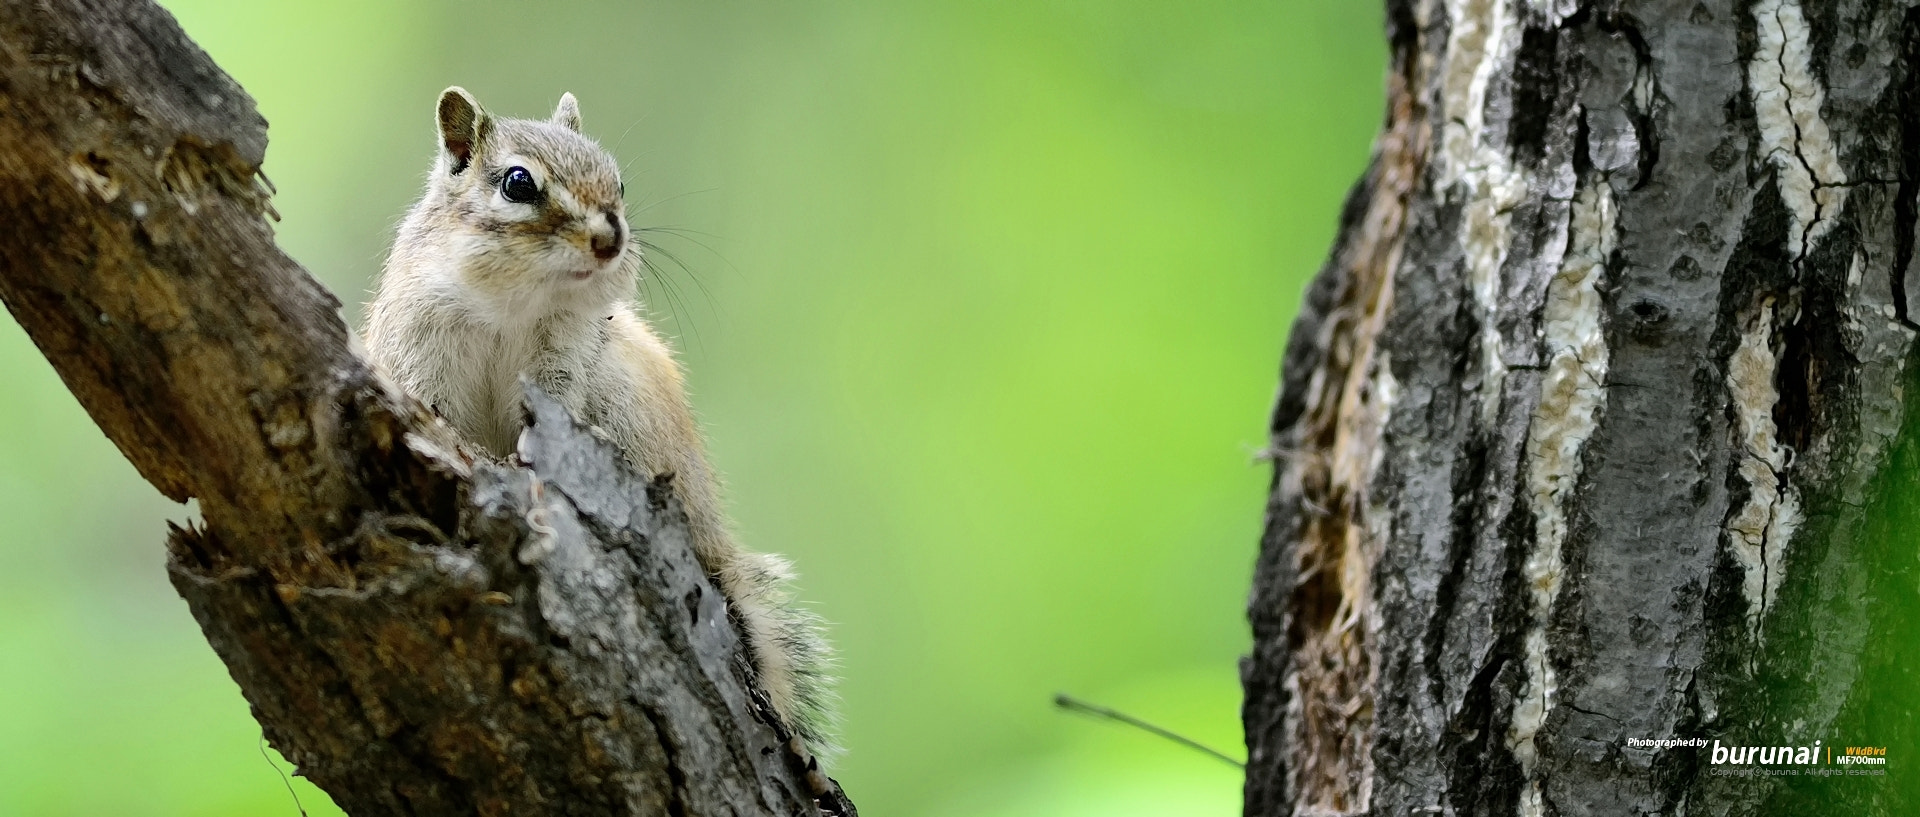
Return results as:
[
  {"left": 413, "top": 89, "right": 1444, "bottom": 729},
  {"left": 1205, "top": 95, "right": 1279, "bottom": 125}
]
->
[{"left": 424, "top": 86, "right": 636, "bottom": 318}]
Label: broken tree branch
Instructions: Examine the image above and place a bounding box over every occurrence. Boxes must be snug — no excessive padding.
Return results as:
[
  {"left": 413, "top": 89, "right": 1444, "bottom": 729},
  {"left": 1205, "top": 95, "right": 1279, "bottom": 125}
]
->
[{"left": 0, "top": 1, "right": 851, "bottom": 814}]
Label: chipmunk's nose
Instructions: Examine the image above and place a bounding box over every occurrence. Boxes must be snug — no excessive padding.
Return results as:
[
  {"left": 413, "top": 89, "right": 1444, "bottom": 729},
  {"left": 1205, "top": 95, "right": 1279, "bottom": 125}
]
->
[{"left": 590, "top": 211, "right": 624, "bottom": 261}]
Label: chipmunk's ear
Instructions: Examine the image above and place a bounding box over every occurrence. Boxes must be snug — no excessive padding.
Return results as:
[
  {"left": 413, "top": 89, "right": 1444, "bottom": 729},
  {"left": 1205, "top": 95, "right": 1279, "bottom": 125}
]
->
[
  {"left": 551, "top": 92, "right": 582, "bottom": 133},
  {"left": 437, "top": 86, "right": 491, "bottom": 175}
]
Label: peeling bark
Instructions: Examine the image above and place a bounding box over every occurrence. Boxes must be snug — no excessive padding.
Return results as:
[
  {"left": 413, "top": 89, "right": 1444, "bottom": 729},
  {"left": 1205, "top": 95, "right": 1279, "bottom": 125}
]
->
[
  {"left": 1248, "top": 0, "right": 1920, "bottom": 814},
  {"left": 0, "top": 2, "right": 852, "bottom": 815}
]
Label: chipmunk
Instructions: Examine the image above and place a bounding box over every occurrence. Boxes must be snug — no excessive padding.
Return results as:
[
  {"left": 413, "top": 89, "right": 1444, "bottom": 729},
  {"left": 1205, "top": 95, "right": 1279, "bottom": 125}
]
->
[{"left": 362, "top": 87, "right": 836, "bottom": 756}]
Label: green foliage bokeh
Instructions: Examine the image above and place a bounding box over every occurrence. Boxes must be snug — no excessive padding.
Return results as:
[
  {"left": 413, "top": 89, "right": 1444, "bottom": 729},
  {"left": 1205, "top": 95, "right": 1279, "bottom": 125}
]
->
[{"left": 0, "top": 2, "right": 1383, "bottom": 814}]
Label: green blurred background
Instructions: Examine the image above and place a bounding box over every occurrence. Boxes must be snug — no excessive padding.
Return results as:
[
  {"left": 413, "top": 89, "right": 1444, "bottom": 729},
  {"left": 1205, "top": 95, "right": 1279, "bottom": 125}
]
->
[{"left": 0, "top": 2, "right": 1382, "bottom": 814}]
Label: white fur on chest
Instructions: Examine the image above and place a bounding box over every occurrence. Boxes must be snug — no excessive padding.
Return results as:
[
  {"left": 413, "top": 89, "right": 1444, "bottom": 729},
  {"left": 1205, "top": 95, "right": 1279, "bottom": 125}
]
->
[
  {"left": 422, "top": 315, "right": 545, "bottom": 456},
  {"left": 403, "top": 280, "right": 611, "bottom": 457}
]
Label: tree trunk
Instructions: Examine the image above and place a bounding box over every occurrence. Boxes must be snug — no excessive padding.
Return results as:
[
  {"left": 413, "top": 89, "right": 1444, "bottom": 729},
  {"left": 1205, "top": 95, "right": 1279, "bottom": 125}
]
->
[
  {"left": 1246, "top": 0, "right": 1920, "bottom": 814},
  {"left": 0, "top": 2, "right": 852, "bottom": 815}
]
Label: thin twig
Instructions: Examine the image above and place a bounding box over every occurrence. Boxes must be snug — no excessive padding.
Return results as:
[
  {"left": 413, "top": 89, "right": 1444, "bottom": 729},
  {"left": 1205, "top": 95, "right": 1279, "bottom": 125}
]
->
[{"left": 1052, "top": 692, "right": 1246, "bottom": 769}]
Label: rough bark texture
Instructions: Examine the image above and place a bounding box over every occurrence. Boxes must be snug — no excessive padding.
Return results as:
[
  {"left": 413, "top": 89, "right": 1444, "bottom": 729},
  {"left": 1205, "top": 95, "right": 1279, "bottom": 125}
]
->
[
  {"left": 0, "top": 2, "right": 852, "bottom": 815},
  {"left": 1248, "top": 0, "right": 1920, "bottom": 814}
]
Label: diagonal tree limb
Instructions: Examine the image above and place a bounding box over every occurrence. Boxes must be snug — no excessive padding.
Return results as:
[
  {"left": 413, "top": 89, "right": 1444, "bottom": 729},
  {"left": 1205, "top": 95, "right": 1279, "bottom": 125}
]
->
[{"left": 0, "top": 1, "right": 852, "bottom": 814}]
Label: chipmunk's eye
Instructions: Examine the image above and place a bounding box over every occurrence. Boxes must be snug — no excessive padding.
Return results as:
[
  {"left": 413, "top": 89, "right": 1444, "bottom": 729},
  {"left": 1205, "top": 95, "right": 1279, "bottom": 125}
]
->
[
  {"left": 501, "top": 167, "right": 540, "bottom": 204},
  {"left": 618, "top": 181, "right": 626, "bottom": 198}
]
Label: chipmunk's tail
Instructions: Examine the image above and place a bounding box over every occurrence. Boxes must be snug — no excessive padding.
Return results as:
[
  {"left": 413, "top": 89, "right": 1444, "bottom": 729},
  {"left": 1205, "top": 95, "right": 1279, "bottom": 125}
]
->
[{"left": 721, "top": 549, "right": 841, "bottom": 761}]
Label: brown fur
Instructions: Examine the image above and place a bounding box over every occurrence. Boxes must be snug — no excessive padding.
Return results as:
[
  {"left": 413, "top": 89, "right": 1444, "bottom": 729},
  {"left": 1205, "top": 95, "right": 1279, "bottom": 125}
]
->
[{"left": 362, "top": 87, "right": 837, "bottom": 756}]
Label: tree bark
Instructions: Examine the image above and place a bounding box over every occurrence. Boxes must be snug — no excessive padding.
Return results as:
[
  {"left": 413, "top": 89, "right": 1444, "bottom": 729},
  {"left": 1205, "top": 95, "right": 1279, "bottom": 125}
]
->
[
  {"left": 0, "top": 2, "right": 852, "bottom": 815},
  {"left": 1247, "top": 0, "right": 1920, "bottom": 814}
]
